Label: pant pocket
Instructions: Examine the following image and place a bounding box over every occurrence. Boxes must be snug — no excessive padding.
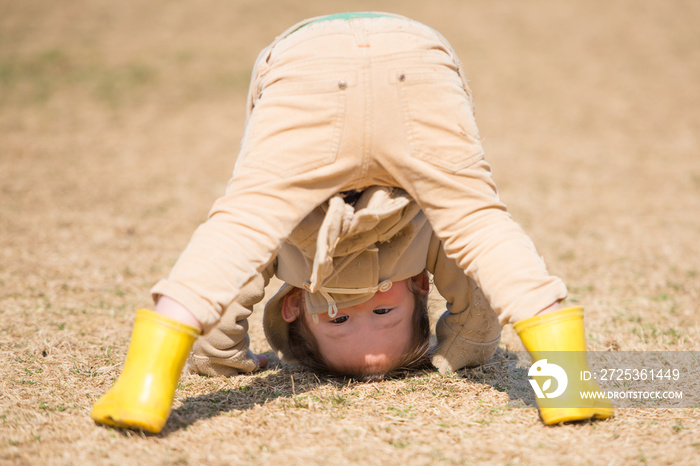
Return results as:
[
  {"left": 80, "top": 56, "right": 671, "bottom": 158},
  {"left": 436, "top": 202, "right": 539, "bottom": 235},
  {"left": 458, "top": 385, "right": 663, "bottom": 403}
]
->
[
  {"left": 394, "top": 66, "right": 484, "bottom": 172},
  {"left": 237, "top": 71, "right": 354, "bottom": 175}
]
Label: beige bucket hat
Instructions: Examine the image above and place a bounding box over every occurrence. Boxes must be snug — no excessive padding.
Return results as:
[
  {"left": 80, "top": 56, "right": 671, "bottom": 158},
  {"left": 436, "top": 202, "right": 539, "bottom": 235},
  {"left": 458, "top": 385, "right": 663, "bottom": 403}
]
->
[{"left": 263, "top": 186, "right": 430, "bottom": 363}]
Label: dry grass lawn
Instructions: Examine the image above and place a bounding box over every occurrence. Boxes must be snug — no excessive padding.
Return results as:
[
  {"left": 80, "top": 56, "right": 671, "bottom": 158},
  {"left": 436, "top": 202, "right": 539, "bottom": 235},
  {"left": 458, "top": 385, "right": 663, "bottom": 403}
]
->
[{"left": 1, "top": 0, "right": 699, "bottom": 464}]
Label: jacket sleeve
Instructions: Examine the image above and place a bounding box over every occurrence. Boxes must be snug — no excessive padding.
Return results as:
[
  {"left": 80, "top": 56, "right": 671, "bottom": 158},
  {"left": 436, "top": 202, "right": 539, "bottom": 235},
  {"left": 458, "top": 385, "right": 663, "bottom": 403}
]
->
[
  {"left": 427, "top": 234, "right": 502, "bottom": 373},
  {"left": 187, "top": 259, "right": 276, "bottom": 377}
]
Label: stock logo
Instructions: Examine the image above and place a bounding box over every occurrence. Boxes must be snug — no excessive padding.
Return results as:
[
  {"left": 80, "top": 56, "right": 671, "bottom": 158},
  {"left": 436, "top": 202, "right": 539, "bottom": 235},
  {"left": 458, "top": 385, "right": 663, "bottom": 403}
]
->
[{"left": 528, "top": 359, "right": 568, "bottom": 398}]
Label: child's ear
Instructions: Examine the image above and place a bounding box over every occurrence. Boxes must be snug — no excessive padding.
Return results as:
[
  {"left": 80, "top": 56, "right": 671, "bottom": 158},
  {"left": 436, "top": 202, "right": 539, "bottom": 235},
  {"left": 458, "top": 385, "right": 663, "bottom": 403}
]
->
[
  {"left": 281, "top": 288, "right": 303, "bottom": 323},
  {"left": 410, "top": 271, "right": 430, "bottom": 296}
]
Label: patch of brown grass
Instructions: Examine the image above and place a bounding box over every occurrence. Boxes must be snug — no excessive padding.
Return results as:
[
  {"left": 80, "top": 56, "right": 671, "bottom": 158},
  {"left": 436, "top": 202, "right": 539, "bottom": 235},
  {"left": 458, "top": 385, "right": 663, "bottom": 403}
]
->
[{"left": 2, "top": 0, "right": 699, "bottom": 464}]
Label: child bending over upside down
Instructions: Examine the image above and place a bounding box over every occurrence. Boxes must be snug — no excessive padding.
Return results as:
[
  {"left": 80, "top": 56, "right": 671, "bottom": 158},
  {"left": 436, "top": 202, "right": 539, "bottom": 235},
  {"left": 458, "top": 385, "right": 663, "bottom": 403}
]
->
[{"left": 91, "top": 12, "right": 613, "bottom": 433}]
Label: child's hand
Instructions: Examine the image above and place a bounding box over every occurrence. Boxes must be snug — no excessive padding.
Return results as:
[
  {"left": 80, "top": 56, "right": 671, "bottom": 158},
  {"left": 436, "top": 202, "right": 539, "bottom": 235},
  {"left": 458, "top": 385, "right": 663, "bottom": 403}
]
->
[
  {"left": 432, "top": 308, "right": 501, "bottom": 373},
  {"left": 187, "top": 347, "right": 269, "bottom": 376},
  {"left": 255, "top": 353, "right": 269, "bottom": 369},
  {"left": 431, "top": 282, "right": 502, "bottom": 373}
]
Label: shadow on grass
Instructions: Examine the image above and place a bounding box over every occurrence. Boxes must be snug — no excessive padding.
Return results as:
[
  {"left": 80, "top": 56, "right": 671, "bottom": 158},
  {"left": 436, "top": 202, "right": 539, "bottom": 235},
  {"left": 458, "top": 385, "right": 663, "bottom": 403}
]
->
[
  {"left": 454, "top": 347, "right": 537, "bottom": 409},
  {"left": 148, "top": 347, "right": 536, "bottom": 435},
  {"left": 163, "top": 361, "right": 332, "bottom": 434}
]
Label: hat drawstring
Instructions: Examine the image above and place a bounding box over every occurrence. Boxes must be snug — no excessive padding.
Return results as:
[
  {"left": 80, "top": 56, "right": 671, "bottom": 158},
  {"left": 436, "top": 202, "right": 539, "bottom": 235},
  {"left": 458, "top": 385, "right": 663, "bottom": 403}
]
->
[
  {"left": 307, "top": 280, "right": 393, "bottom": 320},
  {"left": 319, "top": 289, "right": 340, "bottom": 319},
  {"left": 320, "top": 280, "right": 393, "bottom": 295}
]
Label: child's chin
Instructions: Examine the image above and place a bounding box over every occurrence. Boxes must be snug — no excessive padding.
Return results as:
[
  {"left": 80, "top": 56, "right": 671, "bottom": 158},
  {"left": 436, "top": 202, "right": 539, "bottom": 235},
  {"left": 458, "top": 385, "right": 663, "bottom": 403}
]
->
[{"left": 327, "top": 353, "right": 397, "bottom": 377}]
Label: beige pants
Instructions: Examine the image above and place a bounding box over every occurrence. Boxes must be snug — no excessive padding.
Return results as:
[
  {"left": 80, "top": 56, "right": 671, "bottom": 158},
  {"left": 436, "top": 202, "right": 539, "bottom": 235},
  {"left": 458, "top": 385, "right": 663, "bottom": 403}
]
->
[{"left": 152, "top": 14, "right": 567, "bottom": 332}]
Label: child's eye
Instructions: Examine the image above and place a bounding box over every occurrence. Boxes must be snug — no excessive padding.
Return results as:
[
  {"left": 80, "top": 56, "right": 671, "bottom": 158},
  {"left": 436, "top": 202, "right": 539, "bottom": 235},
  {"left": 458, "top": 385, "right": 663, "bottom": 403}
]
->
[
  {"left": 330, "top": 315, "right": 349, "bottom": 324},
  {"left": 373, "top": 308, "right": 392, "bottom": 315}
]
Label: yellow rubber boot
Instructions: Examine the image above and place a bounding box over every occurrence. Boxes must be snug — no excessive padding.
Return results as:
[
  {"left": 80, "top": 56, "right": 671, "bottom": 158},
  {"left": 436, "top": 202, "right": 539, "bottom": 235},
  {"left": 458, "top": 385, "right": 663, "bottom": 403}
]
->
[
  {"left": 514, "top": 307, "right": 614, "bottom": 425},
  {"left": 91, "top": 309, "right": 200, "bottom": 433}
]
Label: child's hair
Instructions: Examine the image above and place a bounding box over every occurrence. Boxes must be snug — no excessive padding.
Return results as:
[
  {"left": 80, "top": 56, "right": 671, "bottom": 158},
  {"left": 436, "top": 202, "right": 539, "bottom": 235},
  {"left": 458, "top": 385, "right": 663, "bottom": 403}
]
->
[{"left": 287, "top": 272, "right": 432, "bottom": 381}]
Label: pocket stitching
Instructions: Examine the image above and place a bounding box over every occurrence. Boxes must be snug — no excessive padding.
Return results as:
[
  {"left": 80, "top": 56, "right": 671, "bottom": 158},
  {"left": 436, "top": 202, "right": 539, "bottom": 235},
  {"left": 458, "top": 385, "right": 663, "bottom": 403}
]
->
[
  {"left": 238, "top": 85, "right": 348, "bottom": 175},
  {"left": 395, "top": 71, "right": 484, "bottom": 172}
]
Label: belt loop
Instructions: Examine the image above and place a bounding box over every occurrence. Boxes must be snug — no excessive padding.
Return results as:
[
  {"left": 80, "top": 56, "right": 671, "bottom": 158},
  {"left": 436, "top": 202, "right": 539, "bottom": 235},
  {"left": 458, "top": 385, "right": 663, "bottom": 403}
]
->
[{"left": 349, "top": 19, "right": 370, "bottom": 47}]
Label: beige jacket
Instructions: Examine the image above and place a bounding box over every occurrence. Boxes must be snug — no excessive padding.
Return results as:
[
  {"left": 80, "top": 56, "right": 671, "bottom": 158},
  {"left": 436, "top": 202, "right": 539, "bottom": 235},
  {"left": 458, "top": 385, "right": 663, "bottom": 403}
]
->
[{"left": 187, "top": 186, "right": 502, "bottom": 375}]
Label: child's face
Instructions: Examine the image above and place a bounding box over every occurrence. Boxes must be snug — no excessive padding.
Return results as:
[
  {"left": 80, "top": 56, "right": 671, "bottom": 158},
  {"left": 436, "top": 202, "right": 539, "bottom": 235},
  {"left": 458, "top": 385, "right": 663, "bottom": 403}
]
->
[{"left": 292, "top": 279, "right": 416, "bottom": 375}]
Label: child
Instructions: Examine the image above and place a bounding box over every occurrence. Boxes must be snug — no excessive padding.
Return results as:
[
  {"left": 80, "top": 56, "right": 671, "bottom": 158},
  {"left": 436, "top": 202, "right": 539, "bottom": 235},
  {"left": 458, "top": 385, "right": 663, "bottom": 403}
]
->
[
  {"left": 185, "top": 185, "right": 503, "bottom": 380},
  {"left": 91, "top": 12, "right": 613, "bottom": 433}
]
